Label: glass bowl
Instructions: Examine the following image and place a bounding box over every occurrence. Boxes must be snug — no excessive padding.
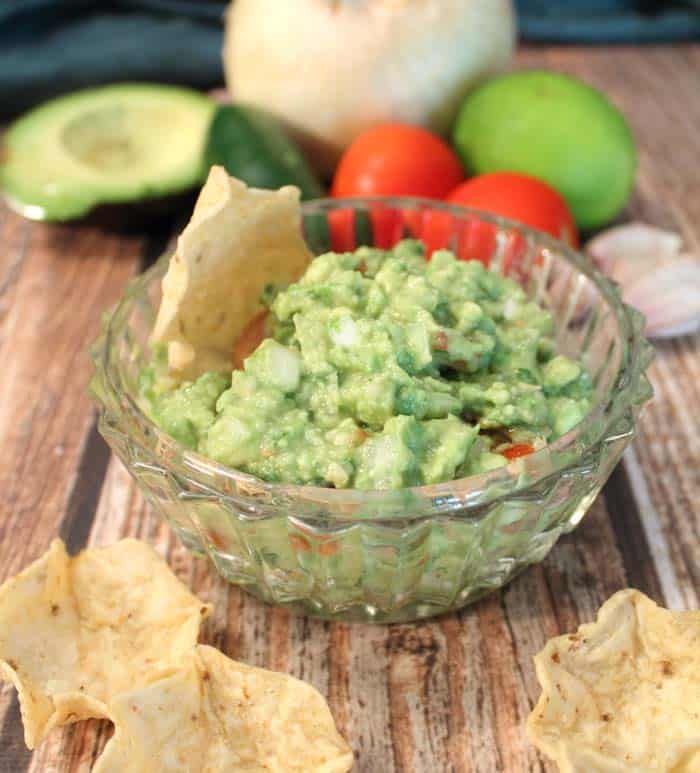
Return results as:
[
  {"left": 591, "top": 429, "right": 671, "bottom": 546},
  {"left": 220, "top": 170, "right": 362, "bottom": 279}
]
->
[{"left": 89, "top": 198, "right": 653, "bottom": 623}]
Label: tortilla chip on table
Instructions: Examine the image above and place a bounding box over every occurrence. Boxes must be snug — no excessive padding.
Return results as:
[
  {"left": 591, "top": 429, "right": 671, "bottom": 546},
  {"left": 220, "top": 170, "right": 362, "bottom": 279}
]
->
[
  {"left": 0, "top": 539, "right": 210, "bottom": 749},
  {"left": 94, "top": 644, "right": 354, "bottom": 773},
  {"left": 527, "top": 589, "right": 700, "bottom": 772}
]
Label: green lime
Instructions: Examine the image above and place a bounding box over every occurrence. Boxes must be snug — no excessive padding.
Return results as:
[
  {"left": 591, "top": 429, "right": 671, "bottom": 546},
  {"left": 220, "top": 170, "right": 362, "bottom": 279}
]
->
[{"left": 452, "top": 71, "right": 636, "bottom": 230}]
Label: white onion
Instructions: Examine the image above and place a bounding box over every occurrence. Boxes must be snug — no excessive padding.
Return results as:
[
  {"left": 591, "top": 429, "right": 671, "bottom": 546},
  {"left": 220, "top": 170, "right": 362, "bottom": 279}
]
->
[{"left": 223, "top": 0, "right": 516, "bottom": 174}]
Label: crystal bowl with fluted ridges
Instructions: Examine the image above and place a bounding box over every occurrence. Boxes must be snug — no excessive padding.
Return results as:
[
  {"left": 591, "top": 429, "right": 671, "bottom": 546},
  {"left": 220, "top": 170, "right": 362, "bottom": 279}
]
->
[{"left": 90, "top": 198, "right": 653, "bottom": 623}]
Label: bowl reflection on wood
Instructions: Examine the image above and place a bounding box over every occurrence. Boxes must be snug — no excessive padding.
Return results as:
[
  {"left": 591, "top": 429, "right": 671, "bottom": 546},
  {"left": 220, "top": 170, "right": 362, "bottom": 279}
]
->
[{"left": 89, "top": 198, "right": 653, "bottom": 623}]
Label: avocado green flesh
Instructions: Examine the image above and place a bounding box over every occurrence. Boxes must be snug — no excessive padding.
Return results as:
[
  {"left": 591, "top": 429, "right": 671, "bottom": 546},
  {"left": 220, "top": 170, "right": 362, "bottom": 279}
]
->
[
  {"left": 143, "top": 241, "right": 593, "bottom": 490},
  {"left": 0, "top": 84, "right": 215, "bottom": 222}
]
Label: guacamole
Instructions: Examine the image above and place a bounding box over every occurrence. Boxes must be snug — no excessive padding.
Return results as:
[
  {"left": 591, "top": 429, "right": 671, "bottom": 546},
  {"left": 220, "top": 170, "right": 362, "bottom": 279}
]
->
[{"left": 142, "top": 240, "right": 592, "bottom": 490}]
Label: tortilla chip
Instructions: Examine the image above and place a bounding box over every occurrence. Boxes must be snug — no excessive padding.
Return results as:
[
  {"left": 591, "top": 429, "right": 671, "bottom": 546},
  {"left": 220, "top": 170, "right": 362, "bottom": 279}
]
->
[
  {"left": 152, "top": 166, "right": 312, "bottom": 380},
  {"left": 0, "top": 539, "right": 210, "bottom": 749},
  {"left": 527, "top": 589, "right": 700, "bottom": 772},
  {"left": 94, "top": 644, "right": 354, "bottom": 773}
]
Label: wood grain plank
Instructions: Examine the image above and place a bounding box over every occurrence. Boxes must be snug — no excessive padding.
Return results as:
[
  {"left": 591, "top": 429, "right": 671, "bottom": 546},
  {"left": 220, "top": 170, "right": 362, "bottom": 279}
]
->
[
  {"left": 605, "top": 47, "right": 700, "bottom": 610},
  {"left": 58, "top": 423, "right": 112, "bottom": 553},
  {"left": 346, "top": 624, "right": 396, "bottom": 773},
  {"left": 517, "top": 44, "right": 700, "bottom": 613},
  {"left": 0, "top": 211, "right": 146, "bottom": 772},
  {"left": 623, "top": 445, "right": 691, "bottom": 612},
  {"left": 443, "top": 495, "right": 629, "bottom": 773},
  {"left": 0, "top": 220, "right": 141, "bottom": 580},
  {"left": 0, "top": 212, "right": 173, "bottom": 771},
  {"left": 0, "top": 696, "right": 32, "bottom": 773},
  {"left": 603, "top": 459, "right": 665, "bottom": 599},
  {"left": 327, "top": 623, "right": 354, "bottom": 766},
  {"left": 387, "top": 622, "right": 451, "bottom": 772},
  {"left": 449, "top": 605, "right": 505, "bottom": 773}
]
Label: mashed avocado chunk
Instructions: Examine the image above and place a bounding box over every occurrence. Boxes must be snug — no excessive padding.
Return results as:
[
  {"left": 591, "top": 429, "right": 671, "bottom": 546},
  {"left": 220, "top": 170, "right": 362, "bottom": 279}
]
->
[{"left": 144, "top": 241, "right": 592, "bottom": 490}]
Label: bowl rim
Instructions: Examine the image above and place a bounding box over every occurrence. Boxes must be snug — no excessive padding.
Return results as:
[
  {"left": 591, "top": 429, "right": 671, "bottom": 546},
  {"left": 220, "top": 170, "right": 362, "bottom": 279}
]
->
[{"left": 94, "top": 195, "right": 652, "bottom": 515}]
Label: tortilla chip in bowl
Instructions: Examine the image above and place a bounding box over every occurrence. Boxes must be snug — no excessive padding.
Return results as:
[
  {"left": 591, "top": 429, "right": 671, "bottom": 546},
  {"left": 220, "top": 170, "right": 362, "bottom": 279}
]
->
[{"left": 151, "top": 165, "right": 312, "bottom": 380}]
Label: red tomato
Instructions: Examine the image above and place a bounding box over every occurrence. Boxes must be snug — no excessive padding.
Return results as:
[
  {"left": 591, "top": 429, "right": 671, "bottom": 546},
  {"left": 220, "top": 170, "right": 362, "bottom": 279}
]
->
[
  {"left": 446, "top": 173, "right": 578, "bottom": 247},
  {"left": 231, "top": 311, "right": 268, "bottom": 370},
  {"left": 414, "top": 210, "right": 498, "bottom": 263},
  {"left": 369, "top": 206, "right": 405, "bottom": 249},
  {"left": 457, "top": 218, "right": 498, "bottom": 265},
  {"left": 502, "top": 443, "right": 535, "bottom": 460},
  {"left": 418, "top": 210, "right": 454, "bottom": 257},
  {"left": 328, "top": 208, "right": 356, "bottom": 252},
  {"left": 332, "top": 124, "right": 464, "bottom": 199}
]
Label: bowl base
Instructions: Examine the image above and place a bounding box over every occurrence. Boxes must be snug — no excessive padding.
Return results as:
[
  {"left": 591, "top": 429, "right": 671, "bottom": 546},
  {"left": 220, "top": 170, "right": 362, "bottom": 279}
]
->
[{"left": 227, "top": 566, "right": 533, "bottom": 624}]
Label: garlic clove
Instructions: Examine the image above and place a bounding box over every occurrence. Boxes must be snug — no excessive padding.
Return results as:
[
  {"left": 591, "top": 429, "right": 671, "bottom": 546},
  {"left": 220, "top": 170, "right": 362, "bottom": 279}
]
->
[
  {"left": 623, "top": 256, "right": 700, "bottom": 338},
  {"left": 587, "top": 222, "right": 682, "bottom": 287},
  {"left": 585, "top": 223, "right": 700, "bottom": 339},
  {"left": 652, "top": 318, "right": 700, "bottom": 339}
]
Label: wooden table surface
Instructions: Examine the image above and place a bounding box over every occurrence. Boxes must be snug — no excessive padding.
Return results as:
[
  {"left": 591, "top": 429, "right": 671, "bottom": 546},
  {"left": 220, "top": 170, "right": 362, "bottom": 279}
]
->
[{"left": 1, "top": 45, "right": 698, "bottom": 773}]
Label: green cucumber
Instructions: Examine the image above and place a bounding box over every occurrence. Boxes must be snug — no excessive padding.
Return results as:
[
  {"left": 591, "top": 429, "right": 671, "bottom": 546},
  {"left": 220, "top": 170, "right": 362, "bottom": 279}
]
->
[{"left": 204, "top": 104, "right": 324, "bottom": 200}]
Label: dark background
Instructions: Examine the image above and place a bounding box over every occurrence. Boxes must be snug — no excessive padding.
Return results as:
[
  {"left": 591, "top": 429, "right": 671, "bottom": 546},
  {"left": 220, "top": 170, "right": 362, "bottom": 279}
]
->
[{"left": 1, "top": 0, "right": 699, "bottom": 117}]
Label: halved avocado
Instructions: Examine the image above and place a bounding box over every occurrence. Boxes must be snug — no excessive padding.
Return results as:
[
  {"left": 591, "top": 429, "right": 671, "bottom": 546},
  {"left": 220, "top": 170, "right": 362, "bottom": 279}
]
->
[{"left": 0, "top": 83, "right": 215, "bottom": 222}]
